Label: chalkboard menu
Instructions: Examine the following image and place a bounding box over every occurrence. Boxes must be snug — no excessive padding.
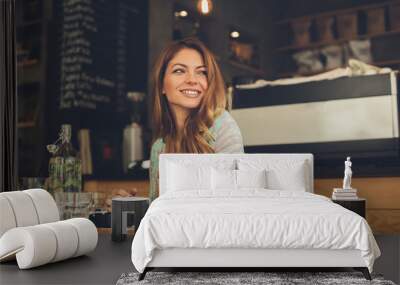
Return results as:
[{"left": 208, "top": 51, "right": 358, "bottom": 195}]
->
[
  {"left": 43, "top": 0, "right": 148, "bottom": 178},
  {"left": 56, "top": 0, "right": 147, "bottom": 116}
]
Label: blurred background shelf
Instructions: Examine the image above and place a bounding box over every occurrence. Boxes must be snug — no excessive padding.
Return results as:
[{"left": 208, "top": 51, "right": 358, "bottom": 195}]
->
[
  {"left": 274, "top": 0, "right": 400, "bottom": 78},
  {"left": 276, "top": 29, "right": 400, "bottom": 52},
  {"left": 275, "top": 0, "right": 399, "bottom": 25}
]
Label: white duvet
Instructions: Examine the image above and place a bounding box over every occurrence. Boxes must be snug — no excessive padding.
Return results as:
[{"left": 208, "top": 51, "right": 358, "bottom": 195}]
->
[{"left": 131, "top": 190, "right": 380, "bottom": 273}]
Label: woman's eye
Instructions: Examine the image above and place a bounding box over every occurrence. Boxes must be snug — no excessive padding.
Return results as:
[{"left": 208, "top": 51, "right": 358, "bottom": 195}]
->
[
  {"left": 198, "top": 70, "right": 207, "bottom": 76},
  {"left": 173, "top": 68, "right": 184, "bottom": 74}
]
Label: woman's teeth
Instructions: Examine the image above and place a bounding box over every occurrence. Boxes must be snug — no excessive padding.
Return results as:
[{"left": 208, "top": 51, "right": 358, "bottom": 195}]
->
[{"left": 181, "top": 90, "right": 200, "bottom": 97}]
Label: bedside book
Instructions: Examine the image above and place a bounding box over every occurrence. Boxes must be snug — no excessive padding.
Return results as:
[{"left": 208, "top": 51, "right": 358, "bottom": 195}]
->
[
  {"left": 333, "top": 188, "right": 357, "bottom": 193},
  {"left": 332, "top": 188, "right": 358, "bottom": 200},
  {"left": 332, "top": 195, "right": 359, "bottom": 200}
]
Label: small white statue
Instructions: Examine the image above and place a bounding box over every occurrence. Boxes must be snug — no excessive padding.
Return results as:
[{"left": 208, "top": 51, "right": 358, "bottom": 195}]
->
[{"left": 343, "top": 157, "right": 352, "bottom": 189}]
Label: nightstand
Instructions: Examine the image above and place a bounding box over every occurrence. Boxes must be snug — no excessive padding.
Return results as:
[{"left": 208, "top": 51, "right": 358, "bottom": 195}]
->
[{"left": 332, "top": 198, "right": 366, "bottom": 218}]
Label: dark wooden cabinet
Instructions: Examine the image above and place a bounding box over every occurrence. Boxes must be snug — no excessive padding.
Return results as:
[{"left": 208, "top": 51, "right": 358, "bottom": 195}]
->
[{"left": 332, "top": 198, "right": 366, "bottom": 218}]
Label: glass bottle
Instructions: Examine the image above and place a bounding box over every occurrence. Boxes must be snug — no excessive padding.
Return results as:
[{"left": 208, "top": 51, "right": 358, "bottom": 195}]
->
[
  {"left": 59, "top": 125, "right": 82, "bottom": 192},
  {"left": 48, "top": 124, "right": 82, "bottom": 193},
  {"left": 48, "top": 146, "right": 64, "bottom": 196}
]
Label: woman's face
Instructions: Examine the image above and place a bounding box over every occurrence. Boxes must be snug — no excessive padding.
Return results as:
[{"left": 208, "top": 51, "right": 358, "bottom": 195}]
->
[{"left": 162, "top": 48, "right": 208, "bottom": 115}]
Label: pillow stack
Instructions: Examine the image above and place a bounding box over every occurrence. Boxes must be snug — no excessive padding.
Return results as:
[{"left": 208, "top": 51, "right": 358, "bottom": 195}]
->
[
  {"left": 165, "top": 158, "right": 309, "bottom": 192},
  {"left": 237, "top": 159, "right": 310, "bottom": 192},
  {"left": 211, "top": 168, "right": 267, "bottom": 190},
  {"left": 166, "top": 159, "right": 236, "bottom": 192}
]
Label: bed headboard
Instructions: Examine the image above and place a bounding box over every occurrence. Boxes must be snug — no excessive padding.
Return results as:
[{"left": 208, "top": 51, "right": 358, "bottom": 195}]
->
[{"left": 159, "top": 153, "right": 314, "bottom": 195}]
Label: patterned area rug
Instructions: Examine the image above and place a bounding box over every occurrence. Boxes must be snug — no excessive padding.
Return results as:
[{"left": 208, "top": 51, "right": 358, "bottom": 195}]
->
[{"left": 116, "top": 271, "right": 396, "bottom": 285}]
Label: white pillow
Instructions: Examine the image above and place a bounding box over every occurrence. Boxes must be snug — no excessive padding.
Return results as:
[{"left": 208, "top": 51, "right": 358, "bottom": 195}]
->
[
  {"left": 211, "top": 168, "right": 236, "bottom": 190},
  {"left": 237, "top": 159, "right": 308, "bottom": 191},
  {"left": 266, "top": 164, "right": 307, "bottom": 191},
  {"left": 167, "top": 162, "right": 211, "bottom": 191},
  {"left": 236, "top": 169, "right": 267, "bottom": 189}
]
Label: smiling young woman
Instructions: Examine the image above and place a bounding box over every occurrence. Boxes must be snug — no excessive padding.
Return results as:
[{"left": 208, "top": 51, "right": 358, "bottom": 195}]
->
[{"left": 149, "top": 37, "right": 244, "bottom": 202}]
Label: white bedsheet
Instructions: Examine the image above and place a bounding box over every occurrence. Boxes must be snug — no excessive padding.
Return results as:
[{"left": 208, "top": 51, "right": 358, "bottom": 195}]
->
[{"left": 131, "top": 190, "right": 380, "bottom": 273}]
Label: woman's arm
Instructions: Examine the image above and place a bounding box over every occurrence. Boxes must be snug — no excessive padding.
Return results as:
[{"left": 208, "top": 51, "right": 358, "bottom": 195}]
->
[
  {"left": 148, "top": 159, "right": 158, "bottom": 202},
  {"left": 148, "top": 140, "right": 162, "bottom": 202},
  {"left": 214, "top": 111, "right": 244, "bottom": 153}
]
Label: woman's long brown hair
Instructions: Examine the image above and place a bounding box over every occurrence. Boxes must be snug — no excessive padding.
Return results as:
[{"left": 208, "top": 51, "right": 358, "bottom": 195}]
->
[{"left": 151, "top": 37, "right": 226, "bottom": 153}]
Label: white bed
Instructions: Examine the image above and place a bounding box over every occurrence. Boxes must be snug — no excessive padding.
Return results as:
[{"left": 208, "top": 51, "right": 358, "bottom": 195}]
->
[{"left": 131, "top": 154, "right": 380, "bottom": 280}]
